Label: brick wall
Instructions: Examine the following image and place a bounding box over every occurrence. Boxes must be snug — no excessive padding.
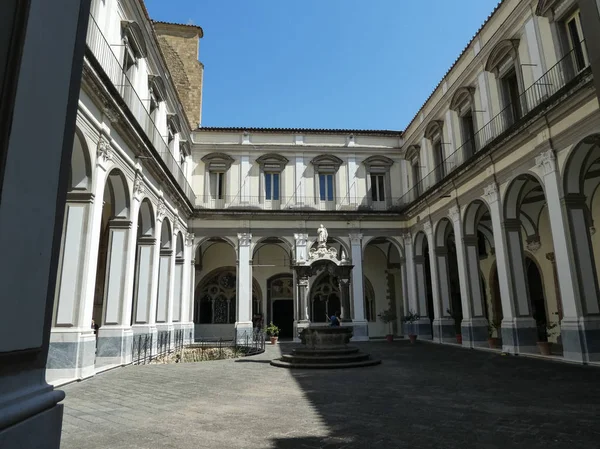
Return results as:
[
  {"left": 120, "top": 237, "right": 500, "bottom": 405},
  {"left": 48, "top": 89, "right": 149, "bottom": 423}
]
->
[{"left": 154, "top": 23, "right": 204, "bottom": 129}]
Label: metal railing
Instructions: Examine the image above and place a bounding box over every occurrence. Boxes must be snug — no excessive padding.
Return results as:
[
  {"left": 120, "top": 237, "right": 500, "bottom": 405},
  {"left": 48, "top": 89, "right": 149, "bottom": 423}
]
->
[
  {"left": 196, "top": 195, "right": 405, "bottom": 212},
  {"left": 400, "top": 42, "right": 590, "bottom": 206},
  {"left": 192, "top": 330, "right": 266, "bottom": 356},
  {"left": 85, "top": 15, "right": 196, "bottom": 204},
  {"left": 132, "top": 329, "right": 185, "bottom": 365}
]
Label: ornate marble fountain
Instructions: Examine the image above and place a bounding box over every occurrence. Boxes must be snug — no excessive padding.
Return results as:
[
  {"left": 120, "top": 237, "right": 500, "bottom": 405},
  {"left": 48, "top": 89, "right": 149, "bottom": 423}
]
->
[{"left": 270, "top": 326, "right": 381, "bottom": 369}]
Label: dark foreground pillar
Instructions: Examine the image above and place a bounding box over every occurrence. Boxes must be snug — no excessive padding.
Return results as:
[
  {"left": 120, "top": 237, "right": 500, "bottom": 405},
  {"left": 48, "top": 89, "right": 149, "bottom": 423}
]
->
[{"left": 0, "top": 1, "right": 90, "bottom": 448}]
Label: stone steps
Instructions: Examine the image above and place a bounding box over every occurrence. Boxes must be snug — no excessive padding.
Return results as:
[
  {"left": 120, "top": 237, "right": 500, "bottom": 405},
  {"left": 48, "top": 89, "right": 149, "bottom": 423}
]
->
[
  {"left": 270, "top": 358, "right": 382, "bottom": 369},
  {"left": 279, "top": 352, "right": 371, "bottom": 364}
]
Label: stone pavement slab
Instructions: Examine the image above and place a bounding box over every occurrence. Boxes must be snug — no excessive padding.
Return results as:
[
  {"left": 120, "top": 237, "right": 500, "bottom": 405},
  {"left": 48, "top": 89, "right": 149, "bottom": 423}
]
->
[{"left": 60, "top": 341, "right": 600, "bottom": 449}]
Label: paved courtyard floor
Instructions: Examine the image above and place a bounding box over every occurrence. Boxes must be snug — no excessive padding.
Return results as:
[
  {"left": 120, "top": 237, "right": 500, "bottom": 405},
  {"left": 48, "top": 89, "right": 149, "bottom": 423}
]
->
[{"left": 60, "top": 341, "right": 600, "bottom": 449}]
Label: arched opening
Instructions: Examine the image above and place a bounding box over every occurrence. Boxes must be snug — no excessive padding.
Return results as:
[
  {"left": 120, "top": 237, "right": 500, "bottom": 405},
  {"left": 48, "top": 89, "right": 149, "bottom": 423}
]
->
[
  {"left": 463, "top": 200, "right": 496, "bottom": 344},
  {"left": 363, "top": 237, "right": 404, "bottom": 337},
  {"left": 413, "top": 232, "right": 434, "bottom": 338},
  {"left": 562, "top": 135, "right": 600, "bottom": 321},
  {"left": 173, "top": 232, "right": 185, "bottom": 324},
  {"left": 503, "top": 173, "right": 559, "bottom": 352},
  {"left": 267, "top": 274, "right": 293, "bottom": 339},
  {"left": 310, "top": 269, "right": 341, "bottom": 323},
  {"left": 131, "top": 198, "right": 155, "bottom": 328}
]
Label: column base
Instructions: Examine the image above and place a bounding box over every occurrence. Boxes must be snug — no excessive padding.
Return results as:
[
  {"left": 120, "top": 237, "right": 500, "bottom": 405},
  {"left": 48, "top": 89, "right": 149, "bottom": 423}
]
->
[
  {"left": 235, "top": 321, "right": 253, "bottom": 344},
  {"left": 561, "top": 316, "right": 600, "bottom": 363},
  {"left": 293, "top": 320, "right": 311, "bottom": 342},
  {"left": 406, "top": 319, "right": 432, "bottom": 339},
  {"left": 432, "top": 318, "right": 455, "bottom": 343},
  {"left": 181, "top": 322, "right": 195, "bottom": 345},
  {"left": 46, "top": 329, "right": 96, "bottom": 385},
  {"left": 461, "top": 317, "right": 489, "bottom": 348},
  {"left": 0, "top": 402, "right": 64, "bottom": 449},
  {"left": 96, "top": 326, "right": 133, "bottom": 368},
  {"left": 349, "top": 320, "right": 369, "bottom": 341},
  {"left": 501, "top": 317, "right": 537, "bottom": 355}
]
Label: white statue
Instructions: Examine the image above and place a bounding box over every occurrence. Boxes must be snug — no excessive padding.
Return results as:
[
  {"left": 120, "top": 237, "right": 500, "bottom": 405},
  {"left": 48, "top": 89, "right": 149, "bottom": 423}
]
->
[{"left": 317, "top": 224, "right": 328, "bottom": 247}]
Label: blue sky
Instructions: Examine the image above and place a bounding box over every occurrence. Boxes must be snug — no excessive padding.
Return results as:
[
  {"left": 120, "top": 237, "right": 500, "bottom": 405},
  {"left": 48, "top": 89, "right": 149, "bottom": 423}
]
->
[{"left": 145, "top": 0, "right": 500, "bottom": 130}]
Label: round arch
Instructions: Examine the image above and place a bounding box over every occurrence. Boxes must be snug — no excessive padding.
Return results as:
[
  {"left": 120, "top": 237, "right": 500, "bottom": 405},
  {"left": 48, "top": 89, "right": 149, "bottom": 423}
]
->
[
  {"left": 137, "top": 198, "right": 155, "bottom": 238},
  {"left": 175, "top": 232, "right": 184, "bottom": 258},
  {"left": 104, "top": 169, "right": 131, "bottom": 219},
  {"left": 71, "top": 127, "right": 92, "bottom": 192},
  {"left": 362, "top": 236, "right": 405, "bottom": 260},
  {"left": 160, "top": 218, "right": 172, "bottom": 249}
]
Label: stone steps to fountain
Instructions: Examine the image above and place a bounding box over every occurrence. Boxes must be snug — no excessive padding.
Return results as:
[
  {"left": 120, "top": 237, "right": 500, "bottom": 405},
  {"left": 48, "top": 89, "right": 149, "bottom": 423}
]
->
[
  {"left": 270, "top": 358, "right": 381, "bottom": 369},
  {"left": 279, "top": 353, "right": 371, "bottom": 364},
  {"left": 292, "top": 347, "right": 361, "bottom": 356}
]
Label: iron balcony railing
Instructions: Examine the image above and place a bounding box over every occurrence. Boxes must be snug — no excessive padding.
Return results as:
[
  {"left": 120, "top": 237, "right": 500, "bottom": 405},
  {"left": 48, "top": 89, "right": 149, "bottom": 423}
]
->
[
  {"left": 400, "top": 42, "right": 590, "bottom": 206},
  {"left": 196, "top": 195, "right": 405, "bottom": 212},
  {"left": 85, "top": 15, "right": 196, "bottom": 205}
]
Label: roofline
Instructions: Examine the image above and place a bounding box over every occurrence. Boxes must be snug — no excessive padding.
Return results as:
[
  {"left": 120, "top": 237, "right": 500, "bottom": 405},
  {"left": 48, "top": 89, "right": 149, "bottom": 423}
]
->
[
  {"left": 195, "top": 126, "right": 403, "bottom": 136},
  {"left": 152, "top": 20, "right": 204, "bottom": 37}
]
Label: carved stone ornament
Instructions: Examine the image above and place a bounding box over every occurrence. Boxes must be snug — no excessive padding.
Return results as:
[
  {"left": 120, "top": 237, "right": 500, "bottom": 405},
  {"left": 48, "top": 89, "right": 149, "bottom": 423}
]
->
[
  {"left": 448, "top": 205, "right": 460, "bottom": 223},
  {"left": 308, "top": 244, "right": 338, "bottom": 263},
  {"left": 133, "top": 172, "right": 145, "bottom": 197},
  {"left": 317, "top": 224, "right": 328, "bottom": 248},
  {"left": 402, "top": 232, "right": 412, "bottom": 245},
  {"left": 423, "top": 220, "right": 432, "bottom": 234},
  {"left": 103, "top": 106, "right": 120, "bottom": 123},
  {"left": 294, "top": 233, "right": 308, "bottom": 246},
  {"left": 185, "top": 232, "right": 195, "bottom": 246},
  {"left": 157, "top": 199, "right": 166, "bottom": 219},
  {"left": 535, "top": 150, "right": 556, "bottom": 175},
  {"left": 97, "top": 136, "right": 113, "bottom": 163},
  {"left": 238, "top": 233, "right": 252, "bottom": 247},
  {"left": 590, "top": 226, "right": 596, "bottom": 236},
  {"left": 483, "top": 183, "right": 499, "bottom": 204},
  {"left": 526, "top": 238, "right": 541, "bottom": 253},
  {"left": 173, "top": 220, "right": 181, "bottom": 235}
]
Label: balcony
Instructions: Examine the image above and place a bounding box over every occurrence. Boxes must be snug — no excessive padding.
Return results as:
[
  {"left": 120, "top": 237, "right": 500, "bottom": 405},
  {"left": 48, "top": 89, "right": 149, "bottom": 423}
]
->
[
  {"left": 196, "top": 195, "right": 404, "bottom": 213},
  {"left": 400, "top": 42, "right": 591, "bottom": 207},
  {"left": 85, "top": 15, "right": 196, "bottom": 205}
]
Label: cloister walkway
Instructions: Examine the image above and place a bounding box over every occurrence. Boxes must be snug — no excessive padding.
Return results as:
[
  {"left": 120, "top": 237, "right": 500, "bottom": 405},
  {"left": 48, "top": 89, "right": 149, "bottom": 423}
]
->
[{"left": 60, "top": 342, "right": 600, "bottom": 449}]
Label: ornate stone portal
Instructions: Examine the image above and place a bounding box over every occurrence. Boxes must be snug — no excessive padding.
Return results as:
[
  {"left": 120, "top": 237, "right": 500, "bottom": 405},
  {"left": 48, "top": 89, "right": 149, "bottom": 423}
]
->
[{"left": 293, "top": 225, "right": 354, "bottom": 338}]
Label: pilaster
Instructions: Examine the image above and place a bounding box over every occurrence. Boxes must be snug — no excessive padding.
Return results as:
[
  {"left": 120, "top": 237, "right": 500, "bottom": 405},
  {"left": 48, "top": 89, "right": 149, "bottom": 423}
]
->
[
  {"left": 235, "top": 233, "right": 253, "bottom": 341},
  {"left": 349, "top": 233, "right": 368, "bottom": 340}
]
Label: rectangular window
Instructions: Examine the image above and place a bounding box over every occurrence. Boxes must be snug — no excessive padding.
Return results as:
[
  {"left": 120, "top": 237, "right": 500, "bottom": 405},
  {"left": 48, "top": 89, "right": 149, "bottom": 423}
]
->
[
  {"left": 370, "top": 174, "right": 385, "bottom": 202},
  {"left": 461, "top": 112, "right": 476, "bottom": 157},
  {"left": 319, "top": 173, "right": 334, "bottom": 201},
  {"left": 264, "top": 172, "right": 280, "bottom": 200},
  {"left": 501, "top": 69, "right": 522, "bottom": 125},
  {"left": 566, "top": 12, "right": 587, "bottom": 72},
  {"left": 209, "top": 172, "right": 224, "bottom": 200},
  {"left": 434, "top": 141, "right": 446, "bottom": 180}
]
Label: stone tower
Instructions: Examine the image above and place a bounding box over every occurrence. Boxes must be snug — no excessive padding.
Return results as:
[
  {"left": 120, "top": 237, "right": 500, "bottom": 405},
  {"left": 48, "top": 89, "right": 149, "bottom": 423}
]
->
[{"left": 153, "top": 21, "right": 204, "bottom": 129}]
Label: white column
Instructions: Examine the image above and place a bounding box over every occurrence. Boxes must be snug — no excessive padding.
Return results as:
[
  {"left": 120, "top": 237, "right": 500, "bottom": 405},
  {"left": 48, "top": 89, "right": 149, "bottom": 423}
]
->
[
  {"left": 181, "top": 232, "right": 194, "bottom": 343},
  {"left": 424, "top": 221, "right": 444, "bottom": 341},
  {"left": 235, "top": 233, "right": 253, "bottom": 340},
  {"left": 536, "top": 150, "right": 600, "bottom": 361},
  {"left": 450, "top": 205, "right": 488, "bottom": 347},
  {"left": 293, "top": 233, "right": 310, "bottom": 340},
  {"left": 484, "top": 183, "right": 535, "bottom": 354},
  {"left": 350, "top": 233, "right": 368, "bottom": 340},
  {"left": 403, "top": 233, "right": 418, "bottom": 315}
]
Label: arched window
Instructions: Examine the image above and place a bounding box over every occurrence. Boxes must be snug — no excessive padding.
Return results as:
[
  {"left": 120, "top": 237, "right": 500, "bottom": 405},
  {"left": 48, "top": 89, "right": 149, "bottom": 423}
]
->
[
  {"left": 424, "top": 120, "right": 446, "bottom": 182},
  {"left": 310, "top": 272, "right": 341, "bottom": 322},
  {"left": 485, "top": 39, "right": 523, "bottom": 127},
  {"left": 196, "top": 269, "right": 237, "bottom": 324},
  {"left": 311, "top": 154, "right": 343, "bottom": 206},
  {"left": 450, "top": 86, "right": 478, "bottom": 157},
  {"left": 256, "top": 153, "right": 289, "bottom": 204}
]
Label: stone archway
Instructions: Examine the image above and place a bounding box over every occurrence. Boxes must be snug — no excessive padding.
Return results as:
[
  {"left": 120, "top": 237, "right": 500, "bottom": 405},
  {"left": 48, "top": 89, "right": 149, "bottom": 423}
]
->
[
  {"left": 267, "top": 274, "right": 294, "bottom": 339},
  {"left": 413, "top": 231, "right": 434, "bottom": 339}
]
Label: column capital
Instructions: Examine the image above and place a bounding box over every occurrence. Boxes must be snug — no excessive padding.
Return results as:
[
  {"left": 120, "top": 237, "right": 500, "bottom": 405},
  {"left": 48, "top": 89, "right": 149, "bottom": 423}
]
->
[
  {"left": 402, "top": 232, "right": 413, "bottom": 246},
  {"left": 294, "top": 233, "right": 308, "bottom": 246},
  {"left": 96, "top": 135, "right": 113, "bottom": 166},
  {"left": 108, "top": 219, "right": 132, "bottom": 229},
  {"left": 535, "top": 150, "right": 557, "bottom": 175},
  {"left": 173, "top": 220, "right": 181, "bottom": 236},
  {"left": 349, "top": 233, "right": 363, "bottom": 245},
  {"left": 133, "top": 171, "right": 146, "bottom": 200},
  {"left": 448, "top": 205, "right": 460, "bottom": 223},
  {"left": 185, "top": 232, "right": 195, "bottom": 247},
  {"left": 423, "top": 220, "right": 432, "bottom": 235},
  {"left": 157, "top": 198, "right": 166, "bottom": 220},
  {"left": 483, "top": 183, "right": 499, "bottom": 204},
  {"left": 463, "top": 235, "right": 478, "bottom": 246},
  {"left": 237, "top": 233, "right": 252, "bottom": 247}
]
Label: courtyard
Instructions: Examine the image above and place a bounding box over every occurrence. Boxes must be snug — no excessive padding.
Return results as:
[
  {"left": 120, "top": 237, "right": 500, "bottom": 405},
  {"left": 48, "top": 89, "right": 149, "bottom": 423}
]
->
[{"left": 60, "top": 342, "right": 599, "bottom": 449}]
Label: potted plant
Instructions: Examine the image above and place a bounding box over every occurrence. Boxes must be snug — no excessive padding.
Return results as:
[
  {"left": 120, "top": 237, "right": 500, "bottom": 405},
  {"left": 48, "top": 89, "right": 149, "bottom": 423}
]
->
[
  {"left": 487, "top": 320, "right": 501, "bottom": 349},
  {"left": 536, "top": 321, "right": 558, "bottom": 356},
  {"left": 403, "top": 310, "right": 420, "bottom": 343},
  {"left": 266, "top": 322, "right": 280, "bottom": 345},
  {"left": 446, "top": 308, "right": 462, "bottom": 344},
  {"left": 378, "top": 308, "right": 397, "bottom": 342}
]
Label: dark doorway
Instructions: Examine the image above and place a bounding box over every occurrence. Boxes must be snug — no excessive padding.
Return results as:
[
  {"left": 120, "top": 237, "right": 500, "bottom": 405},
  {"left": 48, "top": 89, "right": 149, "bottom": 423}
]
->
[
  {"left": 273, "top": 300, "right": 294, "bottom": 339},
  {"left": 526, "top": 257, "right": 547, "bottom": 340}
]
